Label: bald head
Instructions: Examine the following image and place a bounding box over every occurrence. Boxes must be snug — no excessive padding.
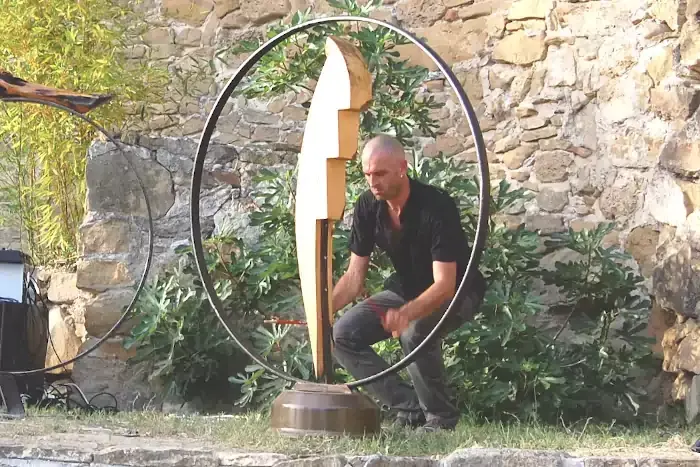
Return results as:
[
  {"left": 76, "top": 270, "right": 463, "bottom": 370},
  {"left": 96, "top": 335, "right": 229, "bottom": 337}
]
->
[
  {"left": 361, "top": 134, "right": 406, "bottom": 163},
  {"left": 360, "top": 134, "right": 409, "bottom": 201}
]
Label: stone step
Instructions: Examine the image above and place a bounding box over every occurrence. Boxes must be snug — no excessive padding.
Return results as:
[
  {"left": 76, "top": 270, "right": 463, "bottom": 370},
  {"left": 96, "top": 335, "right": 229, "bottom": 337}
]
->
[{"left": 0, "top": 433, "right": 699, "bottom": 467}]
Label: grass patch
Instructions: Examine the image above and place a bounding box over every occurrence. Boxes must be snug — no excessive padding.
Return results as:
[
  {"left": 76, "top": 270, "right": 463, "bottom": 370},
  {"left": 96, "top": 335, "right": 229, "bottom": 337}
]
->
[{"left": 1, "top": 408, "right": 696, "bottom": 458}]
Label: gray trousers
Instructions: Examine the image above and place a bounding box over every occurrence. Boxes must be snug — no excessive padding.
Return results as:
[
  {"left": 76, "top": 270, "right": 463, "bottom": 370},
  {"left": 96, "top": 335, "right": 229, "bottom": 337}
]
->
[{"left": 332, "top": 289, "right": 480, "bottom": 426}]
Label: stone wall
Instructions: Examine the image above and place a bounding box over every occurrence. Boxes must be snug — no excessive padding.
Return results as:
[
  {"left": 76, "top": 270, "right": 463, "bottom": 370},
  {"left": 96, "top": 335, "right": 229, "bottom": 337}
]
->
[{"left": 40, "top": 0, "right": 700, "bottom": 412}]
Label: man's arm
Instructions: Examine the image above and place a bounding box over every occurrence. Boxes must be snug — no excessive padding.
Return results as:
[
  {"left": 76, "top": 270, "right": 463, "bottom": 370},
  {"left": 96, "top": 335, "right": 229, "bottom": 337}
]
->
[
  {"left": 382, "top": 198, "right": 463, "bottom": 335},
  {"left": 400, "top": 261, "right": 457, "bottom": 321},
  {"left": 382, "top": 261, "right": 457, "bottom": 336},
  {"left": 332, "top": 252, "right": 370, "bottom": 312}
]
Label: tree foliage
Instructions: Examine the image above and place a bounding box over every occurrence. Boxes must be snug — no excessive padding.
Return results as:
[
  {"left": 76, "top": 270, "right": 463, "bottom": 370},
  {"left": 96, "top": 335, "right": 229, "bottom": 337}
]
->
[{"left": 0, "top": 0, "right": 167, "bottom": 264}]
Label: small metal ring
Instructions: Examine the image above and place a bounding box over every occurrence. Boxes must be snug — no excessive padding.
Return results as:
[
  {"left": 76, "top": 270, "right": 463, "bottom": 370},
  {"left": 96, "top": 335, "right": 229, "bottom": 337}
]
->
[
  {"left": 190, "top": 15, "right": 490, "bottom": 389},
  {"left": 0, "top": 97, "right": 155, "bottom": 376}
]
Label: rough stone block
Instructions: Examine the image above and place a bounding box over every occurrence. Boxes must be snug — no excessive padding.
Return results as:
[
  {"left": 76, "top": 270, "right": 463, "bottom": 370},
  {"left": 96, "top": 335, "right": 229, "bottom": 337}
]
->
[
  {"left": 494, "top": 134, "right": 520, "bottom": 153},
  {"left": 650, "top": 83, "right": 700, "bottom": 120},
  {"left": 47, "top": 272, "right": 81, "bottom": 304},
  {"left": 493, "top": 30, "right": 546, "bottom": 65},
  {"left": 510, "top": 69, "right": 533, "bottom": 104},
  {"left": 649, "top": 0, "right": 687, "bottom": 30},
  {"left": 459, "top": 0, "right": 503, "bottom": 20},
  {"left": 686, "top": 373, "right": 700, "bottom": 422},
  {"left": 84, "top": 288, "right": 137, "bottom": 337},
  {"left": 544, "top": 45, "right": 577, "bottom": 87},
  {"left": 678, "top": 179, "right": 700, "bottom": 213},
  {"left": 162, "top": 0, "right": 214, "bottom": 26},
  {"left": 79, "top": 218, "right": 132, "bottom": 255},
  {"left": 597, "top": 71, "right": 653, "bottom": 124},
  {"left": 221, "top": 11, "right": 247, "bottom": 28},
  {"left": 44, "top": 306, "right": 82, "bottom": 373},
  {"left": 647, "top": 44, "right": 675, "bottom": 85},
  {"left": 175, "top": 27, "right": 202, "bottom": 46},
  {"left": 521, "top": 125, "right": 558, "bottom": 142},
  {"left": 396, "top": 19, "right": 488, "bottom": 70},
  {"left": 536, "top": 188, "right": 569, "bottom": 212},
  {"left": 625, "top": 226, "right": 660, "bottom": 277},
  {"left": 653, "top": 244, "right": 700, "bottom": 319},
  {"left": 599, "top": 172, "right": 642, "bottom": 220},
  {"left": 644, "top": 169, "right": 692, "bottom": 227},
  {"left": 534, "top": 150, "right": 572, "bottom": 182},
  {"left": 86, "top": 142, "right": 175, "bottom": 220},
  {"left": 488, "top": 65, "right": 518, "bottom": 90},
  {"left": 457, "top": 68, "right": 484, "bottom": 103},
  {"left": 609, "top": 132, "right": 662, "bottom": 169},
  {"left": 71, "top": 337, "right": 158, "bottom": 412},
  {"left": 526, "top": 214, "right": 565, "bottom": 234},
  {"left": 240, "top": 0, "right": 290, "bottom": 25},
  {"left": 648, "top": 301, "right": 676, "bottom": 355},
  {"left": 680, "top": 21, "right": 700, "bottom": 70},
  {"left": 214, "top": 0, "right": 239, "bottom": 18},
  {"left": 243, "top": 108, "right": 281, "bottom": 125},
  {"left": 673, "top": 371, "right": 692, "bottom": 400},
  {"left": 507, "top": 0, "right": 554, "bottom": 20},
  {"left": 123, "top": 44, "right": 148, "bottom": 59},
  {"left": 539, "top": 138, "right": 571, "bottom": 151},
  {"left": 76, "top": 260, "right": 133, "bottom": 292},
  {"left": 395, "top": 0, "right": 446, "bottom": 27},
  {"left": 659, "top": 108, "right": 700, "bottom": 176},
  {"left": 142, "top": 27, "right": 173, "bottom": 45},
  {"left": 252, "top": 126, "right": 280, "bottom": 142},
  {"left": 436, "top": 131, "right": 468, "bottom": 156},
  {"left": 520, "top": 115, "right": 548, "bottom": 130}
]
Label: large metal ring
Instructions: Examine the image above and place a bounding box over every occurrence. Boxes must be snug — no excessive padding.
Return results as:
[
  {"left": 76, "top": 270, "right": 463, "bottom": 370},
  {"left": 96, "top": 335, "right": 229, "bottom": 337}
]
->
[
  {"left": 0, "top": 97, "right": 154, "bottom": 376},
  {"left": 190, "top": 16, "right": 490, "bottom": 389}
]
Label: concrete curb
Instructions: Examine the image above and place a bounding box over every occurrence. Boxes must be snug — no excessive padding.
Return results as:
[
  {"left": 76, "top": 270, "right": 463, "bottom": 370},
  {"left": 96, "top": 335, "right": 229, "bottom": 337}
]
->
[{"left": 1, "top": 437, "right": 699, "bottom": 467}]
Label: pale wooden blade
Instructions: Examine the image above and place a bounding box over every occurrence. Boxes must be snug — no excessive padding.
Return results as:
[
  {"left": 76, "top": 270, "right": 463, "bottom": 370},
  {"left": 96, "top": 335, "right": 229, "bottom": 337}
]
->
[{"left": 295, "top": 36, "right": 372, "bottom": 380}]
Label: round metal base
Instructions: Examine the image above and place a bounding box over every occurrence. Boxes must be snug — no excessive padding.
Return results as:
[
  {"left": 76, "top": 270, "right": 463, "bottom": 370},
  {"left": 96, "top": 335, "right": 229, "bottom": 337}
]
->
[{"left": 270, "top": 383, "right": 381, "bottom": 437}]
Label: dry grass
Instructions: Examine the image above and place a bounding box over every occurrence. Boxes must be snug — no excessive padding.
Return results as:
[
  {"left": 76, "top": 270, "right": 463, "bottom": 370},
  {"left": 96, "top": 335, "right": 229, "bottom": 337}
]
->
[{"left": 1, "top": 408, "right": 697, "bottom": 459}]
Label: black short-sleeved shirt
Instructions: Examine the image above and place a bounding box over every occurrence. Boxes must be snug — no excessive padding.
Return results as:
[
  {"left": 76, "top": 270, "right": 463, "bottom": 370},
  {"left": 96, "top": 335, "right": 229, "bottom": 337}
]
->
[{"left": 349, "top": 177, "right": 486, "bottom": 301}]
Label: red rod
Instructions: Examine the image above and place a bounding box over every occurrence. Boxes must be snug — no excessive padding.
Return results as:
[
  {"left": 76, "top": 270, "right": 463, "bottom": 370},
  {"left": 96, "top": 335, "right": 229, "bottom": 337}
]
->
[
  {"left": 263, "top": 300, "right": 388, "bottom": 327},
  {"left": 264, "top": 318, "right": 307, "bottom": 326}
]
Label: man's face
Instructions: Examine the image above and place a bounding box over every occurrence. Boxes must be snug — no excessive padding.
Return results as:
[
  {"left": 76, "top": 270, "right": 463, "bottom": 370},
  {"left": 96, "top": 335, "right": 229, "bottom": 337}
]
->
[{"left": 361, "top": 151, "right": 406, "bottom": 200}]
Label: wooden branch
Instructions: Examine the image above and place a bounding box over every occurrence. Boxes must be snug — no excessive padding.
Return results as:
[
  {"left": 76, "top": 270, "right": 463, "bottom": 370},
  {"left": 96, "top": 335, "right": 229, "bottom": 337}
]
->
[{"left": 0, "top": 69, "right": 112, "bottom": 114}]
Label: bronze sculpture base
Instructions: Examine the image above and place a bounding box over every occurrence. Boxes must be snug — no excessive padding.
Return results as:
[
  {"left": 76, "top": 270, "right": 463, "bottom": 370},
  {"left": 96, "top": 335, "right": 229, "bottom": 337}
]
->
[{"left": 270, "top": 382, "right": 381, "bottom": 437}]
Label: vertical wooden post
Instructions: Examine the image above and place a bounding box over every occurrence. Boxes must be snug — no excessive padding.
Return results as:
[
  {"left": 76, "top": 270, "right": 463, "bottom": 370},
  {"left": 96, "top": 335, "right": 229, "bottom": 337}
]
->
[{"left": 295, "top": 37, "right": 373, "bottom": 381}]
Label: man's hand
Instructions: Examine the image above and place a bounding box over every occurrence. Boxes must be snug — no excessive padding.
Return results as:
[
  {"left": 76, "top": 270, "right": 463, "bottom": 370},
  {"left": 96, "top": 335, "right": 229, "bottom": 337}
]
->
[
  {"left": 382, "top": 301, "right": 422, "bottom": 337},
  {"left": 382, "top": 307, "right": 411, "bottom": 337}
]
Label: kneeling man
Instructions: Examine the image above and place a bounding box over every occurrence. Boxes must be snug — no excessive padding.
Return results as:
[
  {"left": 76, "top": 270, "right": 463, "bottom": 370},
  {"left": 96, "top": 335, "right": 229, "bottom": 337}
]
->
[{"left": 332, "top": 134, "right": 487, "bottom": 432}]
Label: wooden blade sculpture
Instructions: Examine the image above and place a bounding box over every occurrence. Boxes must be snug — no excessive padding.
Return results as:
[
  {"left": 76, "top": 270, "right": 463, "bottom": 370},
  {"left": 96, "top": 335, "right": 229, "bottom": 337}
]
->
[
  {"left": 0, "top": 69, "right": 112, "bottom": 114},
  {"left": 295, "top": 37, "right": 372, "bottom": 382}
]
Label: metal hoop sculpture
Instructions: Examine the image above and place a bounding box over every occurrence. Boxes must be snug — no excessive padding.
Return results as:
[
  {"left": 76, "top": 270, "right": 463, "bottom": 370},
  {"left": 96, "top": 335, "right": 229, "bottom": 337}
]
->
[
  {"left": 0, "top": 97, "right": 154, "bottom": 376},
  {"left": 190, "top": 16, "right": 490, "bottom": 389}
]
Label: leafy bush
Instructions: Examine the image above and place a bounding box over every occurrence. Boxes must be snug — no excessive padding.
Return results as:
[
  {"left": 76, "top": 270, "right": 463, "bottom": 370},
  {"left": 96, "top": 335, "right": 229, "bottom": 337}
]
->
[
  {"left": 123, "top": 235, "right": 259, "bottom": 405},
  {"left": 125, "top": 0, "right": 657, "bottom": 421},
  {"left": 442, "top": 192, "right": 655, "bottom": 423}
]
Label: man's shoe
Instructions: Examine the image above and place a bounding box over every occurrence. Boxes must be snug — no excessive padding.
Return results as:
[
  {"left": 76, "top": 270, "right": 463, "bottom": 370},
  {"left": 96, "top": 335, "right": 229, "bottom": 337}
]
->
[
  {"left": 415, "top": 418, "right": 457, "bottom": 433},
  {"left": 392, "top": 411, "right": 425, "bottom": 429}
]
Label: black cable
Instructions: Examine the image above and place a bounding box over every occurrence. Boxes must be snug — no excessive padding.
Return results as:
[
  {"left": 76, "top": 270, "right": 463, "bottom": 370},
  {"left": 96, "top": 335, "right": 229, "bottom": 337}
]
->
[
  {"left": 33, "top": 382, "right": 118, "bottom": 413},
  {"left": 19, "top": 274, "right": 120, "bottom": 414}
]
